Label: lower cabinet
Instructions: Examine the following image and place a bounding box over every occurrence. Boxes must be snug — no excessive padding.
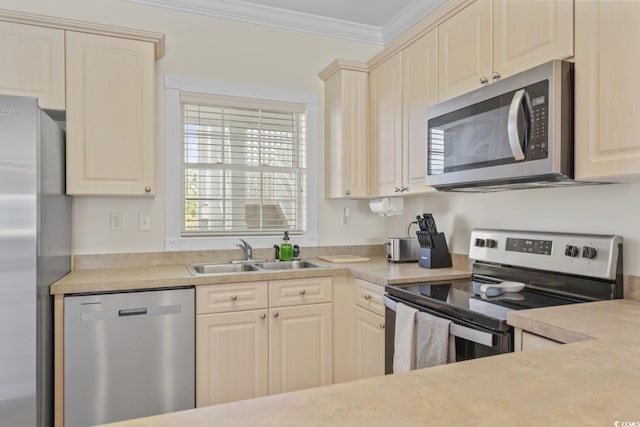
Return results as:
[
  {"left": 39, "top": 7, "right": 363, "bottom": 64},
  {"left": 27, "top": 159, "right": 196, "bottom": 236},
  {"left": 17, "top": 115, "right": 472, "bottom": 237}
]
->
[
  {"left": 196, "top": 310, "right": 269, "bottom": 406},
  {"left": 514, "top": 327, "right": 562, "bottom": 352},
  {"left": 351, "top": 279, "right": 386, "bottom": 380},
  {"left": 352, "top": 306, "right": 385, "bottom": 379},
  {"left": 196, "top": 277, "right": 332, "bottom": 407},
  {"left": 269, "top": 303, "right": 333, "bottom": 394}
]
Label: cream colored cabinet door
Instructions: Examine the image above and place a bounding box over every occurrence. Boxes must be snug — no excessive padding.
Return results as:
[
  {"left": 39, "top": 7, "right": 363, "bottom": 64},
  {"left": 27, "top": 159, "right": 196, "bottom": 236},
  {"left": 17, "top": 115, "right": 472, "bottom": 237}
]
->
[
  {"left": 352, "top": 306, "right": 385, "bottom": 380},
  {"left": 321, "top": 64, "right": 369, "bottom": 198},
  {"left": 65, "top": 31, "right": 155, "bottom": 195},
  {"left": 438, "top": 0, "right": 492, "bottom": 102},
  {"left": 370, "top": 52, "right": 403, "bottom": 197},
  {"left": 269, "top": 303, "right": 333, "bottom": 394},
  {"left": 575, "top": 1, "right": 640, "bottom": 181},
  {"left": 493, "top": 0, "right": 573, "bottom": 79},
  {"left": 402, "top": 29, "right": 438, "bottom": 195},
  {"left": 196, "top": 310, "right": 269, "bottom": 407},
  {"left": 0, "top": 21, "right": 65, "bottom": 110}
]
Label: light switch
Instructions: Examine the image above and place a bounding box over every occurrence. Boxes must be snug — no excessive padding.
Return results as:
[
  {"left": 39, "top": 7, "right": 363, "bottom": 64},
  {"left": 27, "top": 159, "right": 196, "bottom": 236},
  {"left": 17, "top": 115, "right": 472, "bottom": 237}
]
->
[{"left": 138, "top": 213, "right": 151, "bottom": 231}]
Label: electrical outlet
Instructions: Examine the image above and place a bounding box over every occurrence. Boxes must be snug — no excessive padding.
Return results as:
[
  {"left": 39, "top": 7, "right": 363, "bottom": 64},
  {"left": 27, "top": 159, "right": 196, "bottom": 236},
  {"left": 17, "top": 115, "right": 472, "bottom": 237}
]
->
[
  {"left": 110, "top": 212, "right": 123, "bottom": 231},
  {"left": 138, "top": 213, "right": 151, "bottom": 232}
]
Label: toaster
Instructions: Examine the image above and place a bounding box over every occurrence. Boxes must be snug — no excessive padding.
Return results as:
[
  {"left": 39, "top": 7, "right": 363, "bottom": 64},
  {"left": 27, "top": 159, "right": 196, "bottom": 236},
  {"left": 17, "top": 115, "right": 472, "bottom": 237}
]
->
[{"left": 385, "top": 238, "right": 419, "bottom": 263}]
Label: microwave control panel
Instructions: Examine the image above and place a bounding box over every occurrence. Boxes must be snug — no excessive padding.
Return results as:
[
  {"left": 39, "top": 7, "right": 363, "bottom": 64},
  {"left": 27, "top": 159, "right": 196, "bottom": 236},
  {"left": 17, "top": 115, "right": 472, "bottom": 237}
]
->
[{"left": 526, "top": 79, "right": 549, "bottom": 160}]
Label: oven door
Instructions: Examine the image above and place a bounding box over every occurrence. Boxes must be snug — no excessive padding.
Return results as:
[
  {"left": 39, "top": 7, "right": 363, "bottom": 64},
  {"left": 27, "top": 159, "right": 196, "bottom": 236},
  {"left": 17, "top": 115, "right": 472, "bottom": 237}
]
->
[{"left": 383, "top": 295, "right": 512, "bottom": 375}]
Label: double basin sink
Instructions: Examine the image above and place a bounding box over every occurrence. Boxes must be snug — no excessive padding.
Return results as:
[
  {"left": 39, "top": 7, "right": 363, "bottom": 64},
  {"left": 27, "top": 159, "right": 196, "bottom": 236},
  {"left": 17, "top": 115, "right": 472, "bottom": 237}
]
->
[{"left": 187, "top": 260, "right": 328, "bottom": 276}]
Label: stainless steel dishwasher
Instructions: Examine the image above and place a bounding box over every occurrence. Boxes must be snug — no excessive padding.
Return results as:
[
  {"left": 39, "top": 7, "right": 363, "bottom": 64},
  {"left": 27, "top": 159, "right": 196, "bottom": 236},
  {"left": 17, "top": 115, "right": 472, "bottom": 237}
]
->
[{"left": 64, "top": 288, "right": 195, "bottom": 427}]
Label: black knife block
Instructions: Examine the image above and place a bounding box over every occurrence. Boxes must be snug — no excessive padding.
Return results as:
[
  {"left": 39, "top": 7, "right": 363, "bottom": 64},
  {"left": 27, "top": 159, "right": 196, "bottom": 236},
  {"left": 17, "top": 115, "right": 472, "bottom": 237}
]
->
[{"left": 417, "top": 232, "right": 452, "bottom": 269}]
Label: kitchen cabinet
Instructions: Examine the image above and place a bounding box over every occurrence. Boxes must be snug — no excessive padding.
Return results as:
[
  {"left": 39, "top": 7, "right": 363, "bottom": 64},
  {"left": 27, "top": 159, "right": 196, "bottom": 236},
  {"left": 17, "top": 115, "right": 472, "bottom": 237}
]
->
[
  {"left": 65, "top": 31, "right": 155, "bottom": 195},
  {"left": 351, "top": 279, "right": 385, "bottom": 380},
  {"left": 319, "top": 60, "right": 369, "bottom": 198},
  {"left": 514, "top": 328, "right": 562, "bottom": 352},
  {"left": 196, "top": 277, "right": 333, "bottom": 405},
  {"left": 196, "top": 282, "right": 269, "bottom": 407},
  {"left": 438, "top": 0, "right": 573, "bottom": 102},
  {"left": 369, "top": 30, "right": 438, "bottom": 197},
  {"left": 401, "top": 30, "right": 439, "bottom": 195},
  {"left": 0, "top": 20, "right": 65, "bottom": 110},
  {"left": 574, "top": 0, "right": 640, "bottom": 181},
  {"left": 369, "top": 52, "right": 403, "bottom": 196}
]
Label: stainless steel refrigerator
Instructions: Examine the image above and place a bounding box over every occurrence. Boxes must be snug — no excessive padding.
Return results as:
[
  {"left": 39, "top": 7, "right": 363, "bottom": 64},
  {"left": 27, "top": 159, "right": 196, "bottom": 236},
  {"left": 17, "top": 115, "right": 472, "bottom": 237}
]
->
[{"left": 0, "top": 95, "right": 71, "bottom": 427}]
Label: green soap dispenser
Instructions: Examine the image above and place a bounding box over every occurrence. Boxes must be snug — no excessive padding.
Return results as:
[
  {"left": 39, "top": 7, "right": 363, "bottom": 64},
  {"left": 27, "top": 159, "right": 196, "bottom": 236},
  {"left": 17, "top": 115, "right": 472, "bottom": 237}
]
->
[{"left": 279, "top": 231, "right": 294, "bottom": 261}]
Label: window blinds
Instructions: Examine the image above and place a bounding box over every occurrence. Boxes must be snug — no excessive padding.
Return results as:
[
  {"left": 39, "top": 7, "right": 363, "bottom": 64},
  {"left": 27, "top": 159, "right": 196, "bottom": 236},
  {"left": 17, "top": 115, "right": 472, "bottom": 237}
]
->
[{"left": 181, "top": 97, "right": 307, "bottom": 236}]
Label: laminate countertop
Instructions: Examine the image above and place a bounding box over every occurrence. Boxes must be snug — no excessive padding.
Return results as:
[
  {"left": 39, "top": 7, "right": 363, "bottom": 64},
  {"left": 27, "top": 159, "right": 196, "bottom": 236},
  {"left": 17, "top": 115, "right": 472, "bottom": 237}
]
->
[
  {"left": 102, "top": 298, "right": 640, "bottom": 427},
  {"left": 50, "top": 256, "right": 471, "bottom": 295}
]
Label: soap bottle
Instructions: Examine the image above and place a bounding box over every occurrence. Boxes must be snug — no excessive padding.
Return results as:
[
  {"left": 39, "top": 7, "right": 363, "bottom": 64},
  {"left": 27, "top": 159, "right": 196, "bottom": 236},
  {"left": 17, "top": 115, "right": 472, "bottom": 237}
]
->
[{"left": 279, "top": 231, "right": 293, "bottom": 261}]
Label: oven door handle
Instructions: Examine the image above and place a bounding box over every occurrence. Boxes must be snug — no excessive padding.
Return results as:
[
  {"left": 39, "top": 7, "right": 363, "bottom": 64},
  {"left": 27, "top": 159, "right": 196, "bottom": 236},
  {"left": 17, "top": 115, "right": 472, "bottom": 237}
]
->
[{"left": 383, "top": 295, "right": 494, "bottom": 347}]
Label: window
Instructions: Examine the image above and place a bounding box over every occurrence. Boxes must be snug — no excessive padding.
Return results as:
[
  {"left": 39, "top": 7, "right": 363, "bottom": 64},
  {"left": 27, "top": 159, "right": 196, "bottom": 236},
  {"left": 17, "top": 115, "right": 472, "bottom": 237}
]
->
[{"left": 165, "top": 76, "right": 318, "bottom": 250}]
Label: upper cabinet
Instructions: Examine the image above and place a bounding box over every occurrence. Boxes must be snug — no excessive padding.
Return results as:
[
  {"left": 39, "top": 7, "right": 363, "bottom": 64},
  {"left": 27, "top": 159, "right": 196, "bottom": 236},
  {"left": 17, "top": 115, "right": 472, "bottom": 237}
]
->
[
  {"left": 369, "top": 52, "right": 403, "bottom": 197},
  {"left": 574, "top": 0, "right": 640, "bottom": 182},
  {"left": 401, "top": 30, "right": 439, "bottom": 196},
  {"left": 319, "top": 61, "right": 369, "bottom": 199},
  {"left": 438, "top": 0, "right": 573, "bottom": 102},
  {"left": 0, "top": 11, "right": 164, "bottom": 196},
  {"left": 369, "top": 30, "right": 439, "bottom": 197},
  {"left": 0, "top": 21, "right": 65, "bottom": 110},
  {"left": 65, "top": 32, "right": 155, "bottom": 195}
]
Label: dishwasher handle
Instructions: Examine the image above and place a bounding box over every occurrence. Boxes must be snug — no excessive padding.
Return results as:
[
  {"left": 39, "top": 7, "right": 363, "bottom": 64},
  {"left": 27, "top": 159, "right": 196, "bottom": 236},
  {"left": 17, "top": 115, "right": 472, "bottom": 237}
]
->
[{"left": 118, "top": 308, "right": 148, "bottom": 317}]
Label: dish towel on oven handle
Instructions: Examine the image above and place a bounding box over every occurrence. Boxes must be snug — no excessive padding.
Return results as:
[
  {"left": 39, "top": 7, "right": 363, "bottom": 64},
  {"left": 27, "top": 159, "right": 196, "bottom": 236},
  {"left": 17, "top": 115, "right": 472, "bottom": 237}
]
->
[
  {"left": 393, "top": 302, "right": 417, "bottom": 373},
  {"left": 415, "top": 311, "right": 456, "bottom": 368}
]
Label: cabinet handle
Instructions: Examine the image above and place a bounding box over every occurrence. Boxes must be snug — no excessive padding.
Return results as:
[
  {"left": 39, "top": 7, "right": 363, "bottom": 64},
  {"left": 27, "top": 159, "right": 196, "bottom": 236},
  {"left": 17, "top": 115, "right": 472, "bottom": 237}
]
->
[
  {"left": 345, "top": 189, "right": 351, "bottom": 196},
  {"left": 400, "top": 186, "right": 408, "bottom": 192},
  {"left": 364, "top": 294, "right": 371, "bottom": 300},
  {"left": 273, "top": 312, "right": 279, "bottom": 318},
  {"left": 394, "top": 187, "right": 400, "bottom": 192},
  {"left": 230, "top": 295, "right": 237, "bottom": 301},
  {"left": 299, "top": 289, "right": 306, "bottom": 295},
  {"left": 144, "top": 186, "right": 151, "bottom": 193},
  {"left": 260, "top": 313, "right": 266, "bottom": 320},
  {"left": 379, "top": 323, "right": 385, "bottom": 329},
  {"left": 480, "top": 76, "right": 488, "bottom": 85},
  {"left": 492, "top": 71, "right": 501, "bottom": 81}
]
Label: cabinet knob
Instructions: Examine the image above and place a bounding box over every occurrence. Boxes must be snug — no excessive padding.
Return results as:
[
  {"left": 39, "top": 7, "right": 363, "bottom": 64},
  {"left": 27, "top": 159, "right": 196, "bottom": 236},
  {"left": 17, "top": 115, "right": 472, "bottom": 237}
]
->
[
  {"left": 345, "top": 189, "right": 351, "bottom": 196},
  {"left": 480, "top": 76, "right": 488, "bottom": 85},
  {"left": 299, "top": 289, "right": 306, "bottom": 295},
  {"left": 400, "top": 186, "right": 408, "bottom": 192},
  {"left": 492, "top": 71, "right": 501, "bottom": 80},
  {"left": 379, "top": 323, "right": 385, "bottom": 329},
  {"left": 260, "top": 313, "right": 266, "bottom": 320},
  {"left": 364, "top": 294, "right": 371, "bottom": 300},
  {"left": 273, "top": 312, "right": 279, "bottom": 318},
  {"left": 145, "top": 186, "right": 151, "bottom": 193},
  {"left": 230, "top": 295, "right": 237, "bottom": 301},
  {"left": 394, "top": 187, "right": 400, "bottom": 192}
]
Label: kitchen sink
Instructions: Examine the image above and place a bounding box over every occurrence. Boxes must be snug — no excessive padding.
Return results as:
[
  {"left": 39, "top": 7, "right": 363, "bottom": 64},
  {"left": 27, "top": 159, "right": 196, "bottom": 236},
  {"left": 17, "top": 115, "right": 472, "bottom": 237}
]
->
[
  {"left": 251, "top": 260, "right": 328, "bottom": 270},
  {"left": 187, "top": 262, "right": 261, "bottom": 275}
]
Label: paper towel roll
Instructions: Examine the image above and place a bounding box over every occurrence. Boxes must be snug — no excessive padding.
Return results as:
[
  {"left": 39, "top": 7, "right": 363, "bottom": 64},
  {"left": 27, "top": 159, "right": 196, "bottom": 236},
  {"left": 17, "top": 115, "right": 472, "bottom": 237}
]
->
[{"left": 369, "top": 197, "right": 404, "bottom": 216}]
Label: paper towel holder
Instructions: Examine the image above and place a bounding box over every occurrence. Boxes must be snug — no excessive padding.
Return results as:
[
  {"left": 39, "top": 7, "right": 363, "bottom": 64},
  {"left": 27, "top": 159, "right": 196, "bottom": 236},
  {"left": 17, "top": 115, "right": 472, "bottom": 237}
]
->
[{"left": 369, "top": 197, "right": 404, "bottom": 216}]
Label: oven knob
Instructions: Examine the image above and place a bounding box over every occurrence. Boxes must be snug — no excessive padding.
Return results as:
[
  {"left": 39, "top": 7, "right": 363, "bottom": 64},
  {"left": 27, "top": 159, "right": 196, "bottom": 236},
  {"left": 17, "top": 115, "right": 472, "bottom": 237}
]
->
[
  {"left": 475, "top": 238, "right": 486, "bottom": 247},
  {"left": 582, "top": 246, "right": 597, "bottom": 259},
  {"left": 564, "top": 245, "right": 579, "bottom": 257},
  {"left": 485, "top": 239, "right": 497, "bottom": 248}
]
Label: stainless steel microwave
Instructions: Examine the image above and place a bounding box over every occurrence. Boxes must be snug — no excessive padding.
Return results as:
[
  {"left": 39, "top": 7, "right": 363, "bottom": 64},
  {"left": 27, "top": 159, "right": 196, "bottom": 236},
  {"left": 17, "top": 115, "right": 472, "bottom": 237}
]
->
[{"left": 426, "top": 60, "right": 575, "bottom": 192}]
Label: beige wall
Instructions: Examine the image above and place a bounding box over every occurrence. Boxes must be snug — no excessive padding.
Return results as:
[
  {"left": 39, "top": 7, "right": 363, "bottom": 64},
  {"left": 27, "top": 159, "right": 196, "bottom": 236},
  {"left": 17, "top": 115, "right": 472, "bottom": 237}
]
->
[
  {"left": 3, "top": 0, "right": 386, "bottom": 254},
  {"left": 386, "top": 182, "right": 640, "bottom": 276}
]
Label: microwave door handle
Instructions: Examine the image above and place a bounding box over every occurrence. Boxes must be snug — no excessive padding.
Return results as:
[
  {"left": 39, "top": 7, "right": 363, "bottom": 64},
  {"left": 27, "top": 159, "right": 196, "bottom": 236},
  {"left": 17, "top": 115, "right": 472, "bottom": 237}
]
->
[{"left": 507, "top": 89, "right": 527, "bottom": 161}]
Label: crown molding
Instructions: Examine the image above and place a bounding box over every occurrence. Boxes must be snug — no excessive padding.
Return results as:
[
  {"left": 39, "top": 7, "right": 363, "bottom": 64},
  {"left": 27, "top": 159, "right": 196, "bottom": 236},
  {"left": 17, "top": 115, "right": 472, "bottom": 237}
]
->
[
  {"left": 382, "top": 0, "right": 448, "bottom": 44},
  {"left": 127, "top": 0, "right": 384, "bottom": 45},
  {"left": 317, "top": 59, "right": 369, "bottom": 81}
]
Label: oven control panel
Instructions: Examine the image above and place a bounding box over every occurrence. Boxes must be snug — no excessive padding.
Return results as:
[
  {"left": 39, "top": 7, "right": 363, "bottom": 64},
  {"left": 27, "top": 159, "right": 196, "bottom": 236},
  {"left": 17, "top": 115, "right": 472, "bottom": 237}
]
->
[{"left": 469, "top": 229, "right": 622, "bottom": 280}]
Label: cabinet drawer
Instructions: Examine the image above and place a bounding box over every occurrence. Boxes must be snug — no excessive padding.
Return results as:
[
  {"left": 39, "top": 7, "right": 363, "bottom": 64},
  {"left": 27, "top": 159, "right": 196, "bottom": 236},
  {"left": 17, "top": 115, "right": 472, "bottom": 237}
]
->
[
  {"left": 196, "top": 282, "right": 268, "bottom": 314},
  {"left": 269, "top": 277, "right": 332, "bottom": 307},
  {"left": 354, "top": 279, "right": 385, "bottom": 316}
]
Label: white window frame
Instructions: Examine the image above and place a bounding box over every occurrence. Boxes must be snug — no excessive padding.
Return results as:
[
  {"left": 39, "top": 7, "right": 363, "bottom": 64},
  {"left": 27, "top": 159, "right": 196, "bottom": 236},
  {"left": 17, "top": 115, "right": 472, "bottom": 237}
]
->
[{"left": 165, "top": 75, "right": 318, "bottom": 250}]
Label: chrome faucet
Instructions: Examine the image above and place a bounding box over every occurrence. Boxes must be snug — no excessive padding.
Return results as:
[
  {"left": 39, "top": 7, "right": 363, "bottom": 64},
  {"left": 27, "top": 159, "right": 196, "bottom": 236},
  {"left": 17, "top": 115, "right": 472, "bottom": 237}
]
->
[{"left": 236, "top": 239, "right": 253, "bottom": 261}]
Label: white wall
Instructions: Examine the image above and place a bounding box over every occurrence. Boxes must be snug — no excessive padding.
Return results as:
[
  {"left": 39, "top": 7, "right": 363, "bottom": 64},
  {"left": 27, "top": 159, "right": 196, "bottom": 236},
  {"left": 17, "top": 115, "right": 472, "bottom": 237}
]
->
[
  {"left": 3, "top": 0, "right": 387, "bottom": 254},
  {"left": 386, "top": 182, "right": 640, "bottom": 276}
]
